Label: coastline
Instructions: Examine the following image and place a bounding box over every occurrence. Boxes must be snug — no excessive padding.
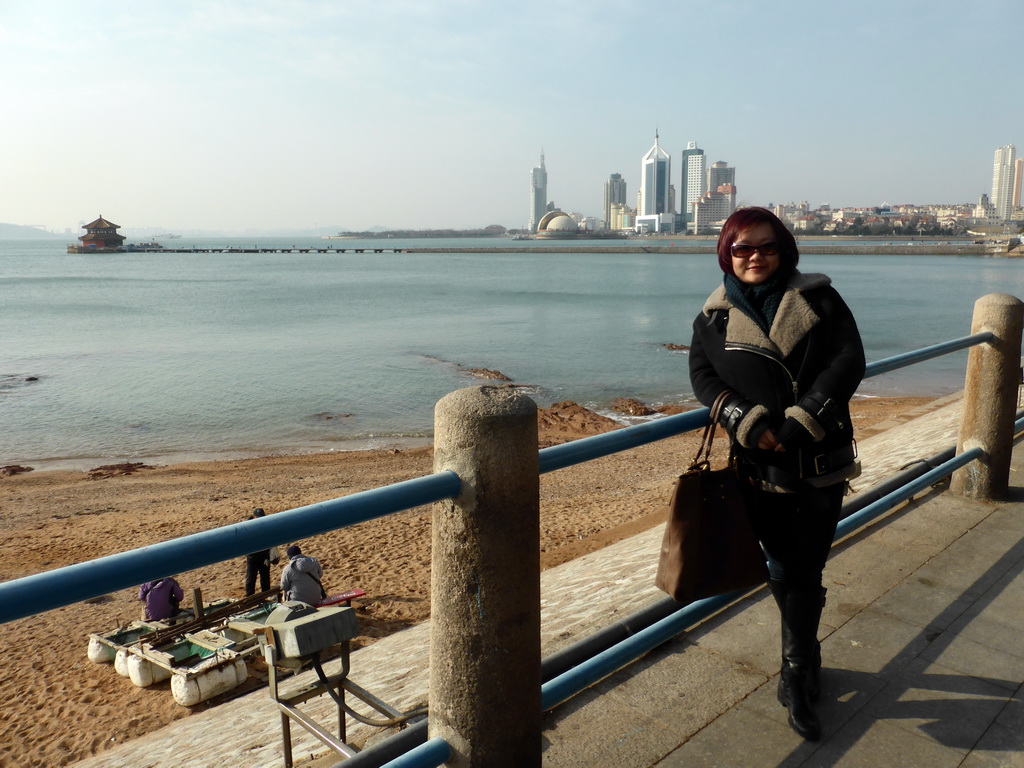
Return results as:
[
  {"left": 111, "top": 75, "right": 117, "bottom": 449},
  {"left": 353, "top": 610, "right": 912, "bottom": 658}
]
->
[
  {"left": 402, "top": 243, "right": 1005, "bottom": 255},
  {"left": 8, "top": 436, "right": 437, "bottom": 475},
  {"left": 4, "top": 386, "right": 950, "bottom": 477},
  {"left": 0, "top": 394, "right": 937, "bottom": 767}
]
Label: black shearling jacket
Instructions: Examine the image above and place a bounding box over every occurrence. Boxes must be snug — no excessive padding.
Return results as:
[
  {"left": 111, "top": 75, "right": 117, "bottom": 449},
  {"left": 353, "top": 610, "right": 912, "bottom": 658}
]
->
[{"left": 688, "top": 271, "right": 865, "bottom": 488}]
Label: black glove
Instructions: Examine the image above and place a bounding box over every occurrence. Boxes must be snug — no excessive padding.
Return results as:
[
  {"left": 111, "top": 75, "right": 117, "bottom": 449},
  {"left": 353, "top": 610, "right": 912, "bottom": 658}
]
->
[
  {"left": 747, "top": 418, "right": 772, "bottom": 449},
  {"left": 774, "top": 417, "right": 814, "bottom": 449}
]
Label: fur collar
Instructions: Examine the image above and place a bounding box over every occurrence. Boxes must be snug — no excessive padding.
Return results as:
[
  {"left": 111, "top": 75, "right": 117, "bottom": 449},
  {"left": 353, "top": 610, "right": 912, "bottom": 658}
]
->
[{"left": 702, "top": 271, "right": 831, "bottom": 358}]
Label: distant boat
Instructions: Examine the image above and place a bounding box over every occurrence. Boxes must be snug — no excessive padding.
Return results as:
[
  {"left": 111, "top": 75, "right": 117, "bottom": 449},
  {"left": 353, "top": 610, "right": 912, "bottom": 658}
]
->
[{"left": 154, "top": 233, "right": 181, "bottom": 239}]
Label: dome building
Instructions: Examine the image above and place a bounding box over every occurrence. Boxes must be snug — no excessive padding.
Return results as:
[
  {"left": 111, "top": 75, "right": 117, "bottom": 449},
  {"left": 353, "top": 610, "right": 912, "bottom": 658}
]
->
[{"left": 534, "top": 210, "right": 580, "bottom": 239}]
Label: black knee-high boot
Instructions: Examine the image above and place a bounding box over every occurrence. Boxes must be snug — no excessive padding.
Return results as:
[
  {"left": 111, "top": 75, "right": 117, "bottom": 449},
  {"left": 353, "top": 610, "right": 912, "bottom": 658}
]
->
[
  {"left": 769, "top": 579, "right": 825, "bottom": 741},
  {"left": 768, "top": 580, "right": 825, "bottom": 702}
]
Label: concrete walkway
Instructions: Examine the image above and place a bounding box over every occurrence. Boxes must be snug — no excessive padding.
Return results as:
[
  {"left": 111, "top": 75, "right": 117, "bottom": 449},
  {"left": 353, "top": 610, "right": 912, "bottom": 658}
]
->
[{"left": 71, "top": 394, "right": 1024, "bottom": 767}]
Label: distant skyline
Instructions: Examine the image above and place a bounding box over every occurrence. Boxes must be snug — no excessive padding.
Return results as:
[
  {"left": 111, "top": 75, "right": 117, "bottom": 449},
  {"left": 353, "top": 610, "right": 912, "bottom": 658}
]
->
[{"left": 2, "top": 1, "right": 1022, "bottom": 233}]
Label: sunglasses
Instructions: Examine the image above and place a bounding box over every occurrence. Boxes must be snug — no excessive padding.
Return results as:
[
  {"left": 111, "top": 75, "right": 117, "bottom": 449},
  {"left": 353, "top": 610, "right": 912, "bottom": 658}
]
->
[{"left": 730, "top": 241, "right": 780, "bottom": 258}]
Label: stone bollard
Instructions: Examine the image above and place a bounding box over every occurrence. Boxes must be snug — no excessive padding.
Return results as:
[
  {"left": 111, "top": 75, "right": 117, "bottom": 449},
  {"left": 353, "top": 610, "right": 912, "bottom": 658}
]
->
[
  {"left": 430, "top": 386, "right": 541, "bottom": 768},
  {"left": 951, "top": 293, "right": 1024, "bottom": 500}
]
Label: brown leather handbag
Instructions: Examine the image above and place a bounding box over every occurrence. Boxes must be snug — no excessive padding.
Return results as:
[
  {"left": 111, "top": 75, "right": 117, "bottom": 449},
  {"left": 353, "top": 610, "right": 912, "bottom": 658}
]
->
[{"left": 655, "top": 390, "right": 769, "bottom": 603}]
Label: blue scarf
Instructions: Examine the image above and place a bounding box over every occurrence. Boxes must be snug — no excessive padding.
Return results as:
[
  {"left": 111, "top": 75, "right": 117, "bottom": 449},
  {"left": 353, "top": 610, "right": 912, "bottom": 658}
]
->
[{"left": 723, "top": 272, "right": 788, "bottom": 336}]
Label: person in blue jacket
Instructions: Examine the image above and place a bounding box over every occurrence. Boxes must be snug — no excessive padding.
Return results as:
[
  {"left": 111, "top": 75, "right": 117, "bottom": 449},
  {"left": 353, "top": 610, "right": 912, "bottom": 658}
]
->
[{"left": 280, "top": 545, "right": 325, "bottom": 606}]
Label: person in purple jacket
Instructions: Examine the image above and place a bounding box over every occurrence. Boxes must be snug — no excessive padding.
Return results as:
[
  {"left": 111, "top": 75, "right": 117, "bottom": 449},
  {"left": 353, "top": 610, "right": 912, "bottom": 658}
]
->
[{"left": 139, "top": 576, "right": 184, "bottom": 621}]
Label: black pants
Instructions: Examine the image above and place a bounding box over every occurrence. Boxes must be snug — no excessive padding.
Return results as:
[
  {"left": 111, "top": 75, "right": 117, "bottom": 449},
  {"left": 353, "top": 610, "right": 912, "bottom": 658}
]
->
[
  {"left": 746, "top": 483, "right": 844, "bottom": 590},
  {"left": 245, "top": 554, "right": 270, "bottom": 595}
]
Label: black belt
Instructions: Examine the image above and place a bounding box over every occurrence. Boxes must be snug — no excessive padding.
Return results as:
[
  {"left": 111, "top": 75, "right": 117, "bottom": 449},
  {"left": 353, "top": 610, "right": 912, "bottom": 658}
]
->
[
  {"left": 804, "top": 442, "right": 857, "bottom": 477},
  {"left": 739, "top": 441, "right": 857, "bottom": 493}
]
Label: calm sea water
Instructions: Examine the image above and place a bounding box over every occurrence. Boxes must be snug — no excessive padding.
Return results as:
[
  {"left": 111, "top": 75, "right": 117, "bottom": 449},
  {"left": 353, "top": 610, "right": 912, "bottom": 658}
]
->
[{"left": 2, "top": 236, "right": 1020, "bottom": 469}]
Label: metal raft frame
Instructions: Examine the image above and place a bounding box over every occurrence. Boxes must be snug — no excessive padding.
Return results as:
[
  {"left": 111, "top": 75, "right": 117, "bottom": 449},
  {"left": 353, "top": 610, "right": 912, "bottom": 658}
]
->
[{"left": 259, "top": 632, "right": 408, "bottom": 768}]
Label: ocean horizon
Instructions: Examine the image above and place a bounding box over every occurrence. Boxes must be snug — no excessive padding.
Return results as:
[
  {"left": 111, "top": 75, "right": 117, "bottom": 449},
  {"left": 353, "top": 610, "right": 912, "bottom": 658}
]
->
[{"left": 2, "top": 236, "right": 1019, "bottom": 471}]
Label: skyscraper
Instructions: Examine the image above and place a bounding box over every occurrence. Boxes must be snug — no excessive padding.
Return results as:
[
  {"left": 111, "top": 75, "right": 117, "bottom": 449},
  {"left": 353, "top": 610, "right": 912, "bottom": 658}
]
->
[
  {"left": 603, "top": 173, "right": 627, "bottom": 229},
  {"left": 529, "top": 152, "right": 548, "bottom": 232},
  {"left": 991, "top": 144, "right": 1016, "bottom": 223},
  {"left": 1013, "top": 158, "right": 1023, "bottom": 210},
  {"left": 639, "top": 133, "right": 671, "bottom": 216},
  {"left": 681, "top": 142, "right": 706, "bottom": 229},
  {"left": 707, "top": 161, "right": 735, "bottom": 193},
  {"left": 683, "top": 159, "right": 738, "bottom": 234}
]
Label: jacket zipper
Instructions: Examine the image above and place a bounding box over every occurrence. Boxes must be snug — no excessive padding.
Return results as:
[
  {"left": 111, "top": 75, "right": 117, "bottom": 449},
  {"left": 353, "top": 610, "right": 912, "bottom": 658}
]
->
[{"left": 724, "top": 342, "right": 804, "bottom": 478}]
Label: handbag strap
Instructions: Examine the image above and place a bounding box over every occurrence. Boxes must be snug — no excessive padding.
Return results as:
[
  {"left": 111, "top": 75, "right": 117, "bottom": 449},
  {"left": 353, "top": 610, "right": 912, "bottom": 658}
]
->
[{"left": 692, "top": 390, "right": 732, "bottom": 468}]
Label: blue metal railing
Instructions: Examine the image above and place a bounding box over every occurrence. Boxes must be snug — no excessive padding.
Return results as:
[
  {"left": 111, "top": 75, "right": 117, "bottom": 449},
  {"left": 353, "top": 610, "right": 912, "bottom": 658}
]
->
[
  {"left": 379, "top": 737, "right": 451, "bottom": 768},
  {"left": 862, "top": 332, "right": 991, "bottom": 378},
  {"left": 0, "top": 332, "right": 992, "bottom": 625},
  {"left": 0, "top": 472, "right": 459, "bottom": 624},
  {"left": 540, "top": 438, "right": 995, "bottom": 712},
  {"left": 538, "top": 331, "right": 993, "bottom": 474},
  {"left": 833, "top": 443, "right": 988, "bottom": 541}
]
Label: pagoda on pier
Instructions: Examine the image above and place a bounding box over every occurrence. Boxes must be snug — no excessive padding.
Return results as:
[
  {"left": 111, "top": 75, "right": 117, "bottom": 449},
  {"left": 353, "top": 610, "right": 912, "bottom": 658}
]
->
[{"left": 73, "top": 216, "right": 126, "bottom": 252}]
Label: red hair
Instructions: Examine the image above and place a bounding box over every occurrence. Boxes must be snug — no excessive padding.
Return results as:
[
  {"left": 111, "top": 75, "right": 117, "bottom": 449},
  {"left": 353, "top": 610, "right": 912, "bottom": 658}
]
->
[{"left": 716, "top": 207, "right": 799, "bottom": 276}]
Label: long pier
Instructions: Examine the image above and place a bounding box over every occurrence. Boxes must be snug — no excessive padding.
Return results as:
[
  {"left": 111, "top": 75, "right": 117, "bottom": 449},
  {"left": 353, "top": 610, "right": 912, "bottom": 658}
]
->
[
  {"left": 70, "top": 247, "right": 407, "bottom": 254},
  {"left": 154, "top": 247, "right": 405, "bottom": 254}
]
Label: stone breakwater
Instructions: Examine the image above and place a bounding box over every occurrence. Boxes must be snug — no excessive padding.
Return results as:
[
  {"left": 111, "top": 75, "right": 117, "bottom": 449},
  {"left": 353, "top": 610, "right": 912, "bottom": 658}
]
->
[{"left": 403, "top": 243, "right": 1005, "bottom": 255}]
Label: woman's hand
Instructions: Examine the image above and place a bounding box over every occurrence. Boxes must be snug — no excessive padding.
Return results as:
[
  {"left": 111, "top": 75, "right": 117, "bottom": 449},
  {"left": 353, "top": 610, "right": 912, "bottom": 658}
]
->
[
  {"left": 758, "top": 428, "right": 782, "bottom": 451},
  {"left": 774, "top": 416, "right": 813, "bottom": 451}
]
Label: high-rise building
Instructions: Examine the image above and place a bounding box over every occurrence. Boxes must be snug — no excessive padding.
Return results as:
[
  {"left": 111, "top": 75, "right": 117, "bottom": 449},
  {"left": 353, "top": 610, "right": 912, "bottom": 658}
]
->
[
  {"left": 639, "top": 133, "right": 671, "bottom": 216},
  {"left": 707, "top": 161, "right": 735, "bottom": 193},
  {"left": 529, "top": 151, "right": 548, "bottom": 232},
  {"left": 636, "top": 133, "right": 673, "bottom": 233},
  {"left": 1013, "top": 158, "right": 1023, "bottom": 210},
  {"left": 681, "top": 141, "right": 706, "bottom": 228},
  {"left": 692, "top": 160, "right": 738, "bottom": 229},
  {"left": 603, "top": 173, "right": 627, "bottom": 229},
  {"left": 991, "top": 144, "right": 1016, "bottom": 223}
]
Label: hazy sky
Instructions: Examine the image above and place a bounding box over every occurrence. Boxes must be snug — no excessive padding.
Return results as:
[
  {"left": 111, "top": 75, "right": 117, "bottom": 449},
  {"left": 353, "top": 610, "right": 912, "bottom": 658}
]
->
[{"left": 2, "top": 0, "right": 1021, "bottom": 233}]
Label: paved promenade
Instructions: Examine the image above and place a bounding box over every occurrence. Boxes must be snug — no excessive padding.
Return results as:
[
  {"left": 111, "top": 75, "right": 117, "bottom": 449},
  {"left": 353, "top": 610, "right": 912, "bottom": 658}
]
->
[{"left": 72, "top": 394, "right": 1024, "bottom": 767}]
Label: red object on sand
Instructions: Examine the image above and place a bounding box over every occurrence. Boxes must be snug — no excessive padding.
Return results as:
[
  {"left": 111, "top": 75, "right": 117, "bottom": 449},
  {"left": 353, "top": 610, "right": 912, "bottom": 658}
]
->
[{"left": 316, "top": 588, "right": 366, "bottom": 608}]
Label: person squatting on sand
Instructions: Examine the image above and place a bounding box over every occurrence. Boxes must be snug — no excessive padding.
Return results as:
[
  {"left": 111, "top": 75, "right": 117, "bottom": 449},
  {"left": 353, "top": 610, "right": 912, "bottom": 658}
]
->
[
  {"left": 688, "top": 207, "right": 865, "bottom": 741},
  {"left": 139, "top": 576, "right": 184, "bottom": 621},
  {"left": 244, "top": 507, "right": 280, "bottom": 595},
  {"left": 280, "top": 544, "right": 326, "bottom": 605}
]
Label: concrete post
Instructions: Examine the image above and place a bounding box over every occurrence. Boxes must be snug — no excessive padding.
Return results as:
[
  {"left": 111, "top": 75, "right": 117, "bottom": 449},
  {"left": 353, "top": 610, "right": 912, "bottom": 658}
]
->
[
  {"left": 429, "top": 386, "right": 541, "bottom": 768},
  {"left": 951, "top": 293, "right": 1024, "bottom": 499}
]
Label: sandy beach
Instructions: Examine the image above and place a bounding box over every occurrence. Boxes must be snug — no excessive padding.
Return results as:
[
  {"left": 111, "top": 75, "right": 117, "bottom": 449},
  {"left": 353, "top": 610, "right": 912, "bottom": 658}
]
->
[{"left": 0, "top": 395, "right": 933, "bottom": 767}]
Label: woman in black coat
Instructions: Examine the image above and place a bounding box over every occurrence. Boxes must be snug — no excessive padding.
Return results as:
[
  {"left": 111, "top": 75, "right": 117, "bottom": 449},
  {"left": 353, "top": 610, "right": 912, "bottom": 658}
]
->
[{"left": 688, "top": 207, "right": 865, "bottom": 741}]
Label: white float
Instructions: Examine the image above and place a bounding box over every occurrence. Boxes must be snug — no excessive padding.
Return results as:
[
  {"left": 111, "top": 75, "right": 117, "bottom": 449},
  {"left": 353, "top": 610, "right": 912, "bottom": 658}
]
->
[
  {"left": 87, "top": 636, "right": 114, "bottom": 664},
  {"left": 171, "top": 658, "right": 248, "bottom": 706},
  {"left": 114, "top": 648, "right": 132, "bottom": 677},
  {"left": 127, "top": 652, "right": 172, "bottom": 687},
  {"left": 87, "top": 621, "right": 166, "bottom": 665},
  {"left": 86, "top": 595, "right": 282, "bottom": 705}
]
